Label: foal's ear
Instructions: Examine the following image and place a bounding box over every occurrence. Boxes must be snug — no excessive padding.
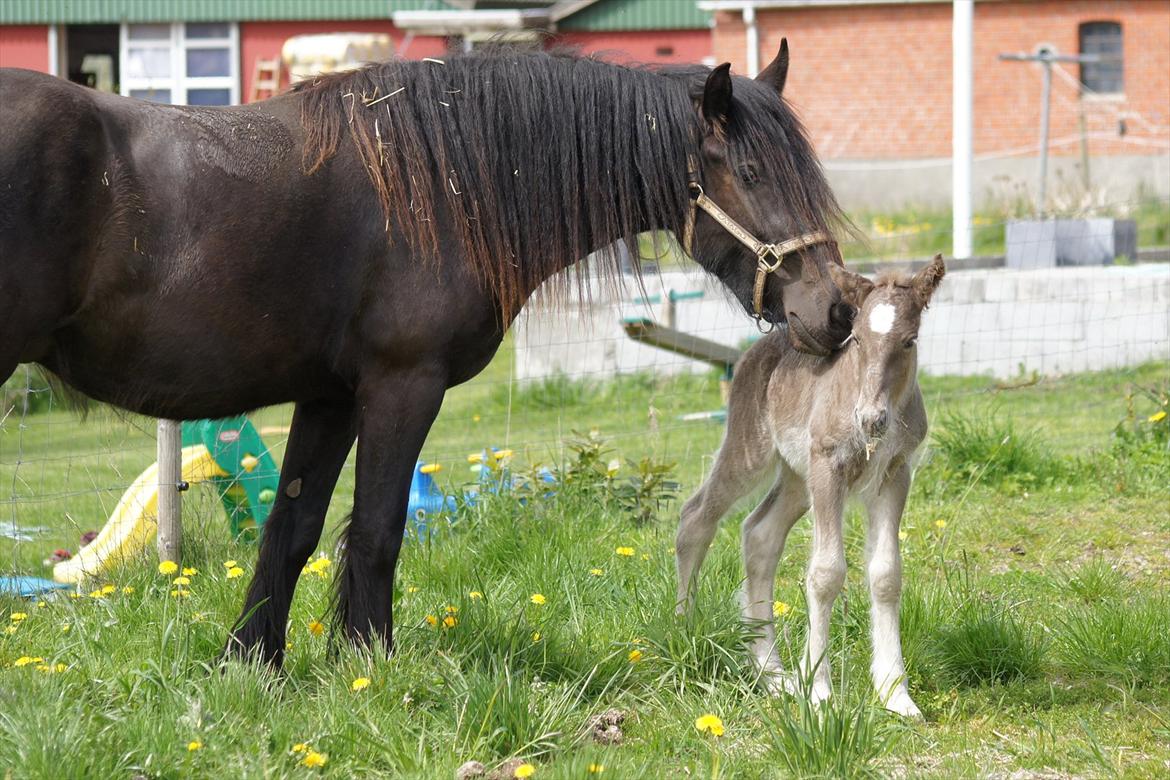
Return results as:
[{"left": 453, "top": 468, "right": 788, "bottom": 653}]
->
[
  {"left": 702, "top": 63, "right": 733, "bottom": 124},
  {"left": 756, "top": 38, "right": 789, "bottom": 96},
  {"left": 827, "top": 263, "right": 875, "bottom": 307},
  {"left": 912, "top": 254, "right": 947, "bottom": 307}
]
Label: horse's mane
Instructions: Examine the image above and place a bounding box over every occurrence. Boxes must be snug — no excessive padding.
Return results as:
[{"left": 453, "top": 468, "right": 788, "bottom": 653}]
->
[{"left": 294, "top": 47, "right": 846, "bottom": 320}]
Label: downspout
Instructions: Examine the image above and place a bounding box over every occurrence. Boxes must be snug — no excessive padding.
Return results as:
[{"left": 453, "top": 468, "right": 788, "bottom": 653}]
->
[{"left": 744, "top": 4, "right": 760, "bottom": 77}]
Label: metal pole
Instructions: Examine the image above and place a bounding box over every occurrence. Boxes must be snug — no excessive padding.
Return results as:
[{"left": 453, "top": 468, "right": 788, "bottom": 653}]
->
[
  {"left": 156, "top": 419, "right": 182, "bottom": 566},
  {"left": 743, "top": 6, "right": 760, "bottom": 77},
  {"left": 952, "top": 0, "right": 974, "bottom": 259},
  {"left": 1038, "top": 56, "right": 1052, "bottom": 216}
]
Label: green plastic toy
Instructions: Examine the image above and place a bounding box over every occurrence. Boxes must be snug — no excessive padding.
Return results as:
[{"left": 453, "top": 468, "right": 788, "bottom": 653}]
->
[{"left": 180, "top": 416, "right": 280, "bottom": 541}]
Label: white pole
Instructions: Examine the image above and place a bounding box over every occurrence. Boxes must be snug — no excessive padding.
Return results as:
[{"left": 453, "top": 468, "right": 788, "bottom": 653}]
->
[
  {"left": 47, "top": 26, "right": 59, "bottom": 76},
  {"left": 744, "top": 5, "right": 760, "bottom": 77},
  {"left": 952, "top": 0, "right": 974, "bottom": 259},
  {"left": 156, "top": 419, "right": 182, "bottom": 566}
]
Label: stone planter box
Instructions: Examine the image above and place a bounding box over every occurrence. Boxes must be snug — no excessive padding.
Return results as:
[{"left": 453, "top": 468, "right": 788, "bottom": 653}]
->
[{"left": 1005, "top": 218, "right": 1137, "bottom": 269}]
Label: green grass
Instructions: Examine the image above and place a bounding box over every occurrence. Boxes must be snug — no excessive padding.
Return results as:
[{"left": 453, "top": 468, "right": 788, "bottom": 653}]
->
[{"left": 1, "top": 356, "right": 1168, "bottom": 778}]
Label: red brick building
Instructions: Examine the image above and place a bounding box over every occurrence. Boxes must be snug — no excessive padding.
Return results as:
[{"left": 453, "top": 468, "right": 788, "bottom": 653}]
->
[
  {"left": 702, "top": 0, "right": 1170, "bottom": 207},
  {"left": 0, "top": 0, "right": 711, "bottom": 104}
]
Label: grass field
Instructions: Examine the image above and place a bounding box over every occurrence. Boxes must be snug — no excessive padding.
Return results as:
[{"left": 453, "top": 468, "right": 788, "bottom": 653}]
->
[{"left": 1, "top": 353, "right": 1168, "bottom": 779}]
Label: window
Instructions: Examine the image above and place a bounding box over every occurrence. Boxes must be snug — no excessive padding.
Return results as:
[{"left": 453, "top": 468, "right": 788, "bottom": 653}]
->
[
  {"left": 1079, "top": 21, "right": 1122, "bottom": 95},
  {"left": 120, "top": 22, "right": 239, "bottom": 105}
]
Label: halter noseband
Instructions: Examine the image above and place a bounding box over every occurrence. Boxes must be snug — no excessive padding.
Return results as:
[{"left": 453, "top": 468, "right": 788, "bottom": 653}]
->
[{"left": 682, "top": 181, "right": 831, "bottom": 329}]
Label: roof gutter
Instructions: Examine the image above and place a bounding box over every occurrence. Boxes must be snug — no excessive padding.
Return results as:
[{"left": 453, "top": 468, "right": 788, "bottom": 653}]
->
[
  {"left": 391, "top": 9, "right": 552, "bottom": 35},
  {"left": 697, "top": 0, "right": 948, "bottom": 9}
]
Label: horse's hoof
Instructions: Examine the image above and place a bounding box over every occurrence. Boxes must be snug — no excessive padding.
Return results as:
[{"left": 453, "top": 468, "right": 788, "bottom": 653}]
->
[{"left": 883, "top": 691, "right": 923, "bottom": 719}]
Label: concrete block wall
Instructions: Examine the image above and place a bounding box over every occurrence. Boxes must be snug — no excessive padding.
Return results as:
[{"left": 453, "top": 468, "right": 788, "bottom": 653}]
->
[{"left": 514, "top": 264, "right": 1170, "bottom": 382}]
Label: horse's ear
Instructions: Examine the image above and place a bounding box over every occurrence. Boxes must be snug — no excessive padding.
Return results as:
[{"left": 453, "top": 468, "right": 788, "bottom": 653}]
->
[
  {"left": 912, "top": 254, "right": 947, "bottom": 307},
  {"left": 756, "top": 38, "right": 789, "bottom": 96},
  {"left": 827, "top": 263, "right": 875, "bottom": 308},
  {"left": 702, "top": 63, "right": 733, "bottom": 124}
]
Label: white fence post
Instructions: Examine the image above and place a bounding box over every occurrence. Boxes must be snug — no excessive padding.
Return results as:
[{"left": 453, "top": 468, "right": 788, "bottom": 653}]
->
[
  {"left": 953, "top": 0, "right": 974, "bottom": 260},
  {"left": 156, "top": 419, "right": 182, "bottom": 565}
]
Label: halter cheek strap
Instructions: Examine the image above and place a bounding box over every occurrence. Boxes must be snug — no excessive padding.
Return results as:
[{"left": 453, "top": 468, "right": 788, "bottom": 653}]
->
[{"left": 682, "top": 182, "right": 831, "bottom": 324}]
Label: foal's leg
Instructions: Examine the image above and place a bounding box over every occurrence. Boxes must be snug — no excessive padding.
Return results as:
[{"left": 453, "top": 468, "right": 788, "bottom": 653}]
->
[
  {"left": 741, "top": 465, "right": 809, "bottom": 688},
  {"left": 338, "top": 365, "right": 446, "bottom": 651},
  {"left": 226, "top": 398, "right": 357, "bottom": 666},
  {"left": 676, "top": 447, "right": 775, "bottom": 612},
  {"left": 802, "top": 461, "right": 848, "bottom": 703},
  {"left": 863, "top": 462, "right": 922, "bottom": 718}
]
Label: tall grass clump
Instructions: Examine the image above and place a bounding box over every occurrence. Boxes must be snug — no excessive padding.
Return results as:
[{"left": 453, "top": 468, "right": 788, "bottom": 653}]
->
[
  {"left": 757, "top": 670, "right": 905, "bottom": 779},
  {"left": 1055, "top": 592, "right": 1170, "bottom": 687},
  {"left": 928, "top": 410, "right": 1067, "bottom": 492}
]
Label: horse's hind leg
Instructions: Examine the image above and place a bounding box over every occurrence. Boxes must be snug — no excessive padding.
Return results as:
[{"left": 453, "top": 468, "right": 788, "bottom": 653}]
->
[
  {"left": 741, "top": 464, "right": 808, "bottom": 684},
  {"left": 863, "top": 462, "right": 921, "bottom": 718},
  {"left": 676, "top": 446, "right": 775, "bottom": 612},
  {"left": 226, "top": 398, "right": 356, "bottom": 666},
  {"left": 337, "top": 365, "right": 446, "bottom": 652}
]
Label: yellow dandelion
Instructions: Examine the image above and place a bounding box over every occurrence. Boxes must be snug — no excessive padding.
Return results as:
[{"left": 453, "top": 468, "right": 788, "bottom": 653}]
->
[
  {"left": 172, "top": 576, "right": 191, "bottom": 586},
  {"left": 158, "top": 560, "right": 179, "bottom": 575},
  {"left": 3, "top": 625, "right": 16, "bottom": 635},
  {"left": 36, "top": 601, "right": 46, "bottom": 609},
  {"left": 442, "top": 615, "right": 457, "bottom": 629},
  {"left": 695, "top": 713, "right": 725, "bottom": 737},
  {"left": 588, "top": 764, "right": 604, "bottom": 774},
  {"left": 308, "top": 620, "right": 325, "bottom": 637},
  {"left": 531, "top": 631, "right": 541, "bottom": 643},
  {"left": 641, "top": 553, "right": 650, "bottom": 561},
  {"left": 407, "top": 586, "right": 419, "bottom": 593},
  {"left": 13, "top": 656, "right": 43, "bottom": 667},
  {"left": 589, "top": 568, "right": 604, "bottom": 576},
  {"left": 122, "top": 586, "right": 135, "bottom": 595},
  {"left": 445, "top": 604, "right": 459, "bottom": 614},
  {"left": 223, "top": 560, "right": 238, "bottom": 569},
  {"left": 469, "top": 590, "right": 483, "bottom": 599},
  {"left": 934, "top": 519, "right": 947, "bottom": 530},
  {"left": 182, "top": 567, "right": 198, "bottom": 577},
  {"left": 187, "top": 740, "right": 203, "bottom": 752},
  {"left": 1149, "top": 410, "right": 1167, "bottom": 423},
  {"left": 301, "top": 750, "right": 327, "bottom": 768},
  {"left": 351, "top": 677, "right": 371, "bottom": 692},
  {"left": 9, "top": 612, "right": 27, "bottom": 622},
  {"left": 61, "top": 623, "right": 71, "bottom": 633},
  {"left": 530, "top": 593, "right": 546, "bottom": 605},
  {"left": 472, "top": 414, "right": 481, "bottom": 422},
  {"left": 226, "top": 566, "right": 244, "bottom": 579},
  {"left": 514, "top": 764, "right": 535, "bottom": 779},
  {"left": 425, "top": 614, "right": 438, "bottom": 626},
  {"left": 100, "top": 584, "right": 116, "bottom": 595},
  {"left": 773, "top": 601, "right": 791, "bottom": 618},
  {"left": 88, "top": 589, "right": 106, "bottom": 599},
  {"left": 170, "top": 588, "right": 190, "bottom": 598},
  {"left": 615, "top": 546, "right": 635, "bottom": 557},
  {"left": 53, "top": 662, "right": 66, "bottom": 673},
  {"left": 628, "top": 649, "right": 643, "bottom": 663},
  {"left": 291, "top": 743, "right": 309, "bottom": 753}
]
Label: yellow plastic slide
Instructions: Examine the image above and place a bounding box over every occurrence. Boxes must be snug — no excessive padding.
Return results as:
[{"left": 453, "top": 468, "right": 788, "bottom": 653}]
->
[{"left": 53, "top": 445, "right": 228, "bottom": 584}]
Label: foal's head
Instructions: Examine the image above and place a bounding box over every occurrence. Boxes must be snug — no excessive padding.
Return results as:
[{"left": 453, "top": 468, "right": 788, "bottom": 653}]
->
[
  {"left": 828, "top": 255, "right": 946, "bottom": 438},
  {"left": 685, "top": 41, "right": 855, "bottom": 355}
]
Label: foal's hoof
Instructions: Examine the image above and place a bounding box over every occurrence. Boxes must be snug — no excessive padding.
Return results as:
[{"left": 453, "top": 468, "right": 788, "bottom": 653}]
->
[{"left": 883, "top": 691, "right": 923, "bottom": 719}]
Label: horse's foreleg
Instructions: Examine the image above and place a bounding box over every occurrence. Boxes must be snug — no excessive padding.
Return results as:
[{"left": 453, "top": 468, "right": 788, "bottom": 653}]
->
[
  {"left": 741, "top": 465, "right": 808, "bottom": 682},
  {"left": 802, "top": 460, "right": 847, "bottom": 703},
  {"left": 226, "top": 398, "right": 356, "bottom": 666},
  {"left": 863, "top": 462, "right": 921, "bottom": 718},
  {"left": 338, "top": 365, "right": 446, "bottom": 652}
]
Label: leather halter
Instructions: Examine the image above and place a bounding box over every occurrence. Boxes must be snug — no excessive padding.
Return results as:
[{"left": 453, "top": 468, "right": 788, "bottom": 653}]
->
[{"left": 682, "top": 182, "right": 831, "bottom": 327}]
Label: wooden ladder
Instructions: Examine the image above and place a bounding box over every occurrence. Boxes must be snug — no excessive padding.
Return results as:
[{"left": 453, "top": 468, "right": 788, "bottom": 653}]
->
[{"left": 249, "top": 57, "right": 282, "bottom": 102}]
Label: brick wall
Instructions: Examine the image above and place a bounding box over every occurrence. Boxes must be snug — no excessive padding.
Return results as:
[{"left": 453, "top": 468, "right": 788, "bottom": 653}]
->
[
  {"left": 0, "top": 25, "right": 48, "bottom": 71},
  {"left": 713, "top": 0, "right": 1170, "bottom": 161},
  {"left": 556, "top": 28, "right": 711, "bottom": 64},
  {"left": 239, "top": 21, "right": 448, "bottom": 101}
]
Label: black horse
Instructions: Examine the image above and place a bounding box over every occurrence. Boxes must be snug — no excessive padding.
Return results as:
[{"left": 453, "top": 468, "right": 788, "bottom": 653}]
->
[{"left": 0, "top": 43, "right": 854, "bottom": 666}]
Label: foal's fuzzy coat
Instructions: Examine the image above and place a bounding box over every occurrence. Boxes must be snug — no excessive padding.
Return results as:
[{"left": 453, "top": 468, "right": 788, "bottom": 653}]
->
[{"left": 676, "top": 255, "right": 946, "bottom": 718}]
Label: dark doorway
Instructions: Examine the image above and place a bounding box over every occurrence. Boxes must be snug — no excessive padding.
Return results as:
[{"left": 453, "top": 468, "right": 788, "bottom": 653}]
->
[{"left": 65, "top": 24, "right": 119, "bottom": 93}]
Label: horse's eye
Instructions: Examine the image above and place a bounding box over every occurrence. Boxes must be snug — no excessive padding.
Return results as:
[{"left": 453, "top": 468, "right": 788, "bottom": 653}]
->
[
  {"left": 738, "top": 165, "right": 759, "bottom": 185},
  {"left": 904, "top": 337, "right": 918, "bottom": 349}
]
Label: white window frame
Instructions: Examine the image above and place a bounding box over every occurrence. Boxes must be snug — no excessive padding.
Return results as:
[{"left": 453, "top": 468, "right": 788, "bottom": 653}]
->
[{"left": 119, "top": 22, "right": 240, "bottom": 106}]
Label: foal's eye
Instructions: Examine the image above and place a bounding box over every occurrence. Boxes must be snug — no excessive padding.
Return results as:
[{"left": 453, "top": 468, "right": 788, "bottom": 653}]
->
[
  {"left": 738, "top": 165, "right": 760, "bottom": 185},
  {"left": 903, "top": 337, "right": 918, "bottom": 349}
]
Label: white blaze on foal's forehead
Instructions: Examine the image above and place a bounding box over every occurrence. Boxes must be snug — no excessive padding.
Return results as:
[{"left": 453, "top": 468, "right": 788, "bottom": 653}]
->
[{"left": 868, "top": 303, "right": 896, "bottom": 335}]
